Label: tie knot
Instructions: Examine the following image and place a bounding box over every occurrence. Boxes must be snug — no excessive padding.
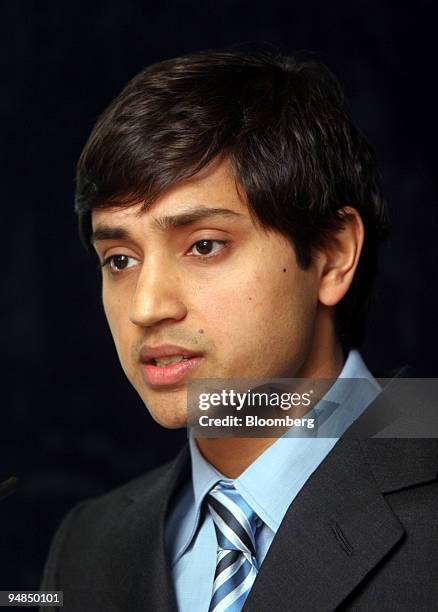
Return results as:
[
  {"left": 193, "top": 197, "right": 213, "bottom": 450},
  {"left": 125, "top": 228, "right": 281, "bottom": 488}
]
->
[{"left": 207, "top": 481, "right": 260, "bottom": 557}]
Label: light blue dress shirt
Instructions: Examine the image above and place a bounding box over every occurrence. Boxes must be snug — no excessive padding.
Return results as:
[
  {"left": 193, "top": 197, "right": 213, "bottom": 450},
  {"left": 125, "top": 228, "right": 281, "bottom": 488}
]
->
[{"left": 165, "top": 350, "right": 381, "bottom": 612}]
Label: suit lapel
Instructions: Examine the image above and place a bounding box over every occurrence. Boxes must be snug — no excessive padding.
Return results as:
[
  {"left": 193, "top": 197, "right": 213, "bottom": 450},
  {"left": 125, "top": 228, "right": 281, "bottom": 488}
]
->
[
  {"left": 94, "top": 424, "right": 438, "bottom": 611},
  {"left": 99, "top": 445, "right": 190, "bottom": 612},
  {"left": 243, "top": 437, "right": 406, "bottom": 612}
]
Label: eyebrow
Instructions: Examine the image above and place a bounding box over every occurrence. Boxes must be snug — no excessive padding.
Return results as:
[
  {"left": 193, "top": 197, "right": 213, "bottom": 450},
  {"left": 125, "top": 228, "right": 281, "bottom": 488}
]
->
[{"left": 91, "top": 207, "right": 244, "bottom": 244}]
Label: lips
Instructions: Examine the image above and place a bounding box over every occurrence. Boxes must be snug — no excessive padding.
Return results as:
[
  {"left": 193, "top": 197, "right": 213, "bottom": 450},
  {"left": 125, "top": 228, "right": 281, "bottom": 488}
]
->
[{"left": 139, "top": 344, "right": 204, "bottom": 386}]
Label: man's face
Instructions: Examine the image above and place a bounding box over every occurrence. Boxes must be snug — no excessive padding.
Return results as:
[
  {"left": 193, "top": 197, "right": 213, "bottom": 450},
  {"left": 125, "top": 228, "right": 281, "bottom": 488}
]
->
[{"left": 92, "top": 159, "right": 322, "bottom": 428}]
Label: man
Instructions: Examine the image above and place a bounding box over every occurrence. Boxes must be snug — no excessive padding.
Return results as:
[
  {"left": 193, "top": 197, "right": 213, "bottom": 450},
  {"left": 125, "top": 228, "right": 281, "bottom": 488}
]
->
[{"left": 41, "top": 50, "right": 438, "bottom": 611}]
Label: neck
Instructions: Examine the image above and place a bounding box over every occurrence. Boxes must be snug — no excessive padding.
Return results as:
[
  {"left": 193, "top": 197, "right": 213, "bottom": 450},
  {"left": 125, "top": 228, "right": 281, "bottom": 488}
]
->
[{"left": 196, "top": 320, "right": 345, "bottom": 478}]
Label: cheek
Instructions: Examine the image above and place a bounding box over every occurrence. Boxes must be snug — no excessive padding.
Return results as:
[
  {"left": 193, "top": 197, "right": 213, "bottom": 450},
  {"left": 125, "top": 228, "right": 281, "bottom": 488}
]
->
[
  {"left": 102, "top": 288, "right": 118, "bottom": 337},
  {"left": 192, "top": 261, "right": 316, "bottom": 369},
  {"left": 102, "top": 287, "right": 132, "bottom": 362}
]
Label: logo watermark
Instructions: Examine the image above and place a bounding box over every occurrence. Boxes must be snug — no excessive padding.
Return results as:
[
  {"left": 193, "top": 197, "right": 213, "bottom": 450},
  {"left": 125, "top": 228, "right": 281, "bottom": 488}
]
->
[{"left": 187, "top": 377, "right": 438, "bottom": 438}]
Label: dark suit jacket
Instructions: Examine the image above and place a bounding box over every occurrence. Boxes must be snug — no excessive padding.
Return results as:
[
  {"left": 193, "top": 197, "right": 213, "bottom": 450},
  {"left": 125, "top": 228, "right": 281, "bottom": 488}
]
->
[{"left": 41, "top": 433, "right": 438, "bottom": 611}]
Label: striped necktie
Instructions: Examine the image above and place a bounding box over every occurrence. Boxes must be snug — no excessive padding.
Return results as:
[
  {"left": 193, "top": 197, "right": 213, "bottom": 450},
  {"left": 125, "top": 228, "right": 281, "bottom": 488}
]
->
[{"left": 207, "top": 481, "right": 261, "bottom": 612}]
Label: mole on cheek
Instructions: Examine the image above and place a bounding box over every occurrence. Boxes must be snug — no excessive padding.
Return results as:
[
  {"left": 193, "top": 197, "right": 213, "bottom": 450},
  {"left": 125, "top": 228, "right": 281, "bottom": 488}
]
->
[
  {"left": 198, "top": 329, "right": 204, "bottom": 334},
  {"left": 283, "top": 268, "right": 287, "bottom": 272},
  {"left": 248, "top": 297, "right": 252, "bottom": 301}
]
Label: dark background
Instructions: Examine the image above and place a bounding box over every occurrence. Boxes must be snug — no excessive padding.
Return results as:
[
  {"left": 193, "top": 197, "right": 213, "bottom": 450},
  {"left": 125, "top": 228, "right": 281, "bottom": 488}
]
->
[{"left": 1, "top": 0, "right": 437, "bottom": 591}]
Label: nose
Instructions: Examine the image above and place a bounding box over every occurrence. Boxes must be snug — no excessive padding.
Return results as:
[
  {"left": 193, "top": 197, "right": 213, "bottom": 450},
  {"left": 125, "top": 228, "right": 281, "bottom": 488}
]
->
[{"left": 129, "top": 257, "right": 187, "bottom": 328}]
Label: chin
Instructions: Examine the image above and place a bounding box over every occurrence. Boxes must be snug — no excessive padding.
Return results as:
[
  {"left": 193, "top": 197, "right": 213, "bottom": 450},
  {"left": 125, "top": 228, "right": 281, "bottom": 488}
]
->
[
  {"left": 151, "top": 411, "right": 188, "bottom": 429},
  {"left": 145, "top": 399, "right": 188, "bottom": 429}
]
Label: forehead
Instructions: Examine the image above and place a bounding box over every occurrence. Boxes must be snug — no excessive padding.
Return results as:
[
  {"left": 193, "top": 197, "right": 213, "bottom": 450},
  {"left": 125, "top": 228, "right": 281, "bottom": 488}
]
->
[{"left": 91, "top": 157, "right": 250, "bottom": 231}]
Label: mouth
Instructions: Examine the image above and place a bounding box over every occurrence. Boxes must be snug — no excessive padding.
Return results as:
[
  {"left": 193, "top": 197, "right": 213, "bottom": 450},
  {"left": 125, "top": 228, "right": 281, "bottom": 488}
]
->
[{"left": 139, "top": 345, "right": 204, "bottom": 387}]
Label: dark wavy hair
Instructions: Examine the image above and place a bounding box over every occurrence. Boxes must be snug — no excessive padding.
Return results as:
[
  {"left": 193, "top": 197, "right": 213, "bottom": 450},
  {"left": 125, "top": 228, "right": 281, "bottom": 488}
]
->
[{"left": 75, "top": 49, "right": 388, "bottom": 349}]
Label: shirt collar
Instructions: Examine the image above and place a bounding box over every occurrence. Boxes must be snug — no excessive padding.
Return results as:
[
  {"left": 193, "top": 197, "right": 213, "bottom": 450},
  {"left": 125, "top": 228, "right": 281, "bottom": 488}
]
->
[
  {"left": 169, "top": 433, "right": 226, "bottom": 564},
  {"left": 189, "top": 432, "right": 225, "bottom": 508}
]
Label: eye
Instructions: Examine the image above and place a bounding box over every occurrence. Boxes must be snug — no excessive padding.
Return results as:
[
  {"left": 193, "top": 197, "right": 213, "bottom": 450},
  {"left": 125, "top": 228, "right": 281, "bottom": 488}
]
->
[
  {"left": 101, "top": 254, "right": 138, "bottom": 272},
  {"left": 188, "top": 239, "right": 226, "bottom": 258}
]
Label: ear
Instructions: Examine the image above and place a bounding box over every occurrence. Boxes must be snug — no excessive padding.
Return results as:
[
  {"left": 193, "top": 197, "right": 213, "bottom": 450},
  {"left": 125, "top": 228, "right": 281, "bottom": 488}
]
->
[{"left": 317, "top": 207, "right": 364, "bottom": 307}]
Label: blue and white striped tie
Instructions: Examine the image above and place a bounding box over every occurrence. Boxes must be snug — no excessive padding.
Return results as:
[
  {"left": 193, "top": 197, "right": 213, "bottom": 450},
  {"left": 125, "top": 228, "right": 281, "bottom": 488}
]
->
[{"left": 207, "top": 481, "right": 261, "bottom": 612}]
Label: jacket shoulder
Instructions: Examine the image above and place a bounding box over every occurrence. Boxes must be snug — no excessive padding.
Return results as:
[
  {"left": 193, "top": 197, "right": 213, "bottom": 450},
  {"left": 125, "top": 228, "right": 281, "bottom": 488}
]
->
[{"left": 40, "top": 452, "right": 187, "bottom": 599}]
